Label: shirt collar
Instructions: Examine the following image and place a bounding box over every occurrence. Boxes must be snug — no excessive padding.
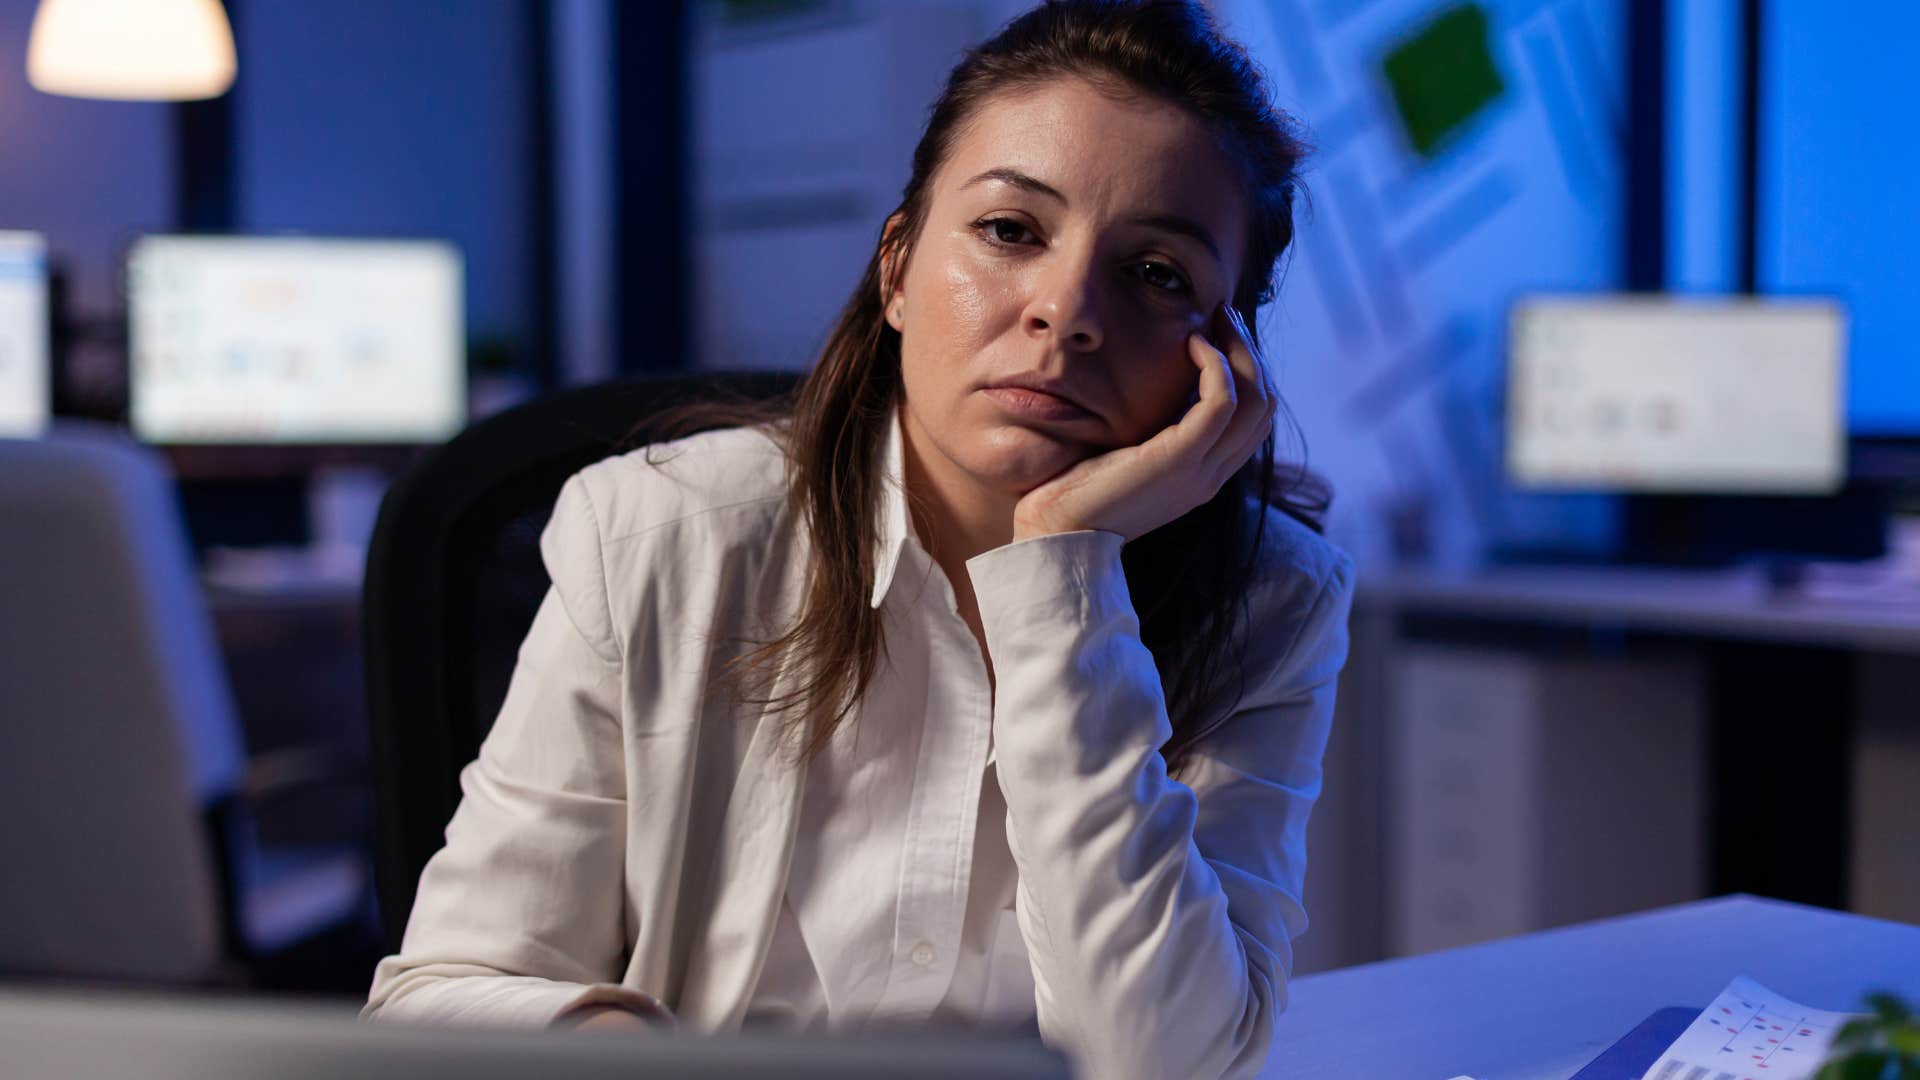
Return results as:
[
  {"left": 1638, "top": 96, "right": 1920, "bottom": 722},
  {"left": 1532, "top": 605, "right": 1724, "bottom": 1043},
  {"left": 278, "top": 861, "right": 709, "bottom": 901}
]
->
[{"left": 870, "top": 400, "right": 912, "bottom": 609}]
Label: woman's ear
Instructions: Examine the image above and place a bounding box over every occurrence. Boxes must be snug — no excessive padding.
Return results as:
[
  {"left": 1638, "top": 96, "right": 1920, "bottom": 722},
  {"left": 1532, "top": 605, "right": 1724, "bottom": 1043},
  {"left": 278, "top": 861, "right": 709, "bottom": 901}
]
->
[{"left": 879, "top": 213, "right": 907, "bottom": 332}]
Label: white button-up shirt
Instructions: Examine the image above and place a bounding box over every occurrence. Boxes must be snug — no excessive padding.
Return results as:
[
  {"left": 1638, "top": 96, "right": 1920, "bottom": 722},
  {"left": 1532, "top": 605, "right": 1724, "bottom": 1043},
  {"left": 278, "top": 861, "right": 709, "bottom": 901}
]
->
[
  {"left": 745, "top": 412, "right": 1030, "bottom": 1031},
  {"left": 365, "top": 399, "right": 1354, "bottom": 1079}
]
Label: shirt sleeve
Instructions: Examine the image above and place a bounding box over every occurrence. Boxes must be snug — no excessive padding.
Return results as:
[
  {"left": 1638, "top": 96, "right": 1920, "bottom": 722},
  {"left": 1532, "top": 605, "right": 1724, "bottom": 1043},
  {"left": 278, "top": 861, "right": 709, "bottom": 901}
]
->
[
  {"left": 362, "top": 472, "right": 664, "bottom": 1029},
  {"left": 964, "top": 528, "right": 1354, "bottom": 1080}
]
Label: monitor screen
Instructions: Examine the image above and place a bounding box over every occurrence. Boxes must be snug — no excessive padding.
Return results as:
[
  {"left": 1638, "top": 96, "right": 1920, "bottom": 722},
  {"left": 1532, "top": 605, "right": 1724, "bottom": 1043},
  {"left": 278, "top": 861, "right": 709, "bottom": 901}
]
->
[
  {"left": 1507, "top": 296, "right": 1846, "bottom": 495},
  {"left": 0, "top": 231, "right": 50, "bottom": 439},
  {"left": 1757, "top": 4, "right": 1919, "bottom": 437},
  {"left": 127, "top": 235, "right": 465, "bottom": 445}
]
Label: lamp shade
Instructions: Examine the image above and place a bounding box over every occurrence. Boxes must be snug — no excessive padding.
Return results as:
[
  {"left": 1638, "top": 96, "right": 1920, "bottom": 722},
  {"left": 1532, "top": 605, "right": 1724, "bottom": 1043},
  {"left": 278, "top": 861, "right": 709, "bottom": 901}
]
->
[{"left": 26, "top": 0, "right": 235, "bottom": 102}]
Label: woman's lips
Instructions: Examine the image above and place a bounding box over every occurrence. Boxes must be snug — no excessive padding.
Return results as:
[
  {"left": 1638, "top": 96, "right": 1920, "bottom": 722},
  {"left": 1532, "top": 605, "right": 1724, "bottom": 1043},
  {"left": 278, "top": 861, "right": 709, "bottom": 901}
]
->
[{"left": 981, "top": 386, "right": 1096, "bottom": 422}]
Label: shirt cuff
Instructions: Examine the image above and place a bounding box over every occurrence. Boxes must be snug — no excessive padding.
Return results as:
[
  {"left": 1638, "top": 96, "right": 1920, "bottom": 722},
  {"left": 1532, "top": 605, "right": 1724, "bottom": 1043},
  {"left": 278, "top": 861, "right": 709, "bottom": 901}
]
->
[{"left": 963, "top": 529, "right": 1131, "bottom": 633}]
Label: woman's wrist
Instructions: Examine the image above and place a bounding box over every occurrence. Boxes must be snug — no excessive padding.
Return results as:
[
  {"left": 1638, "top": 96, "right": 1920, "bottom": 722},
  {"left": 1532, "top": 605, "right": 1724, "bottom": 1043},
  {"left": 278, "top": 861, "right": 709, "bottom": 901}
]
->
[{"left": 551, "top": 986, "right": 677, "bottom": 1033}]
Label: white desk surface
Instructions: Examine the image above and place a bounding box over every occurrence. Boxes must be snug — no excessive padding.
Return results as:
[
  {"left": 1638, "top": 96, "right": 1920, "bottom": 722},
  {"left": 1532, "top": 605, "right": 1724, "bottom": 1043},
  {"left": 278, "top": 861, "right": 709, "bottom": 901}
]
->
[
  {"left": 1270, "top": 895, "right": 1920, "bottom": 1079},
  {"left": 1358, "top": 564, "right": 1920, "bottom": 654}
]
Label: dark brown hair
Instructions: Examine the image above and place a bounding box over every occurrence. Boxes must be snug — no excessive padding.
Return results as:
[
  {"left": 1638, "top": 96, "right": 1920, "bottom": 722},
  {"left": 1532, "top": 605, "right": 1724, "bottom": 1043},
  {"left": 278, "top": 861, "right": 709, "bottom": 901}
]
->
[{"left": 642, "top": 0, "right": 1323, "bottom": 775}]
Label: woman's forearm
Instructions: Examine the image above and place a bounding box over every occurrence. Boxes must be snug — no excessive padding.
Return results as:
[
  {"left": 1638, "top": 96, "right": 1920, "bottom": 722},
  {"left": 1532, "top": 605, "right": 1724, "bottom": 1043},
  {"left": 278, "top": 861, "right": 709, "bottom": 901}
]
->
[{"left": 966, "top": 530, "right": 1326, "bottom": 1080}]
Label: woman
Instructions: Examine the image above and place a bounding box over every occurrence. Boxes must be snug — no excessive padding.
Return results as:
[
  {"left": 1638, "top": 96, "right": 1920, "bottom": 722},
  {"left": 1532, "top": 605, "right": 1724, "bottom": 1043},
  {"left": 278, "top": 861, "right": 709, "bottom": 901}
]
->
[{"left": 365, "top": 2, "right": 1353, "bottom": 1077}]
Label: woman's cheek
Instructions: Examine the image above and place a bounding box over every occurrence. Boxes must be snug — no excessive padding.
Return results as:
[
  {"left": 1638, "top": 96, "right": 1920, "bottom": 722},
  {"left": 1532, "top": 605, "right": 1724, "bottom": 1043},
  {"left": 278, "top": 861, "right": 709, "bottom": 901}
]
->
[
  {"left": 942, "top": 258, "right": 1013, "bottom": 342},
  {"left": 1126, "top": 310, "right": 1202, "bottom": 367},
  {"left": 1143, "top": 321, "right": 1206, "bottom": 427}
]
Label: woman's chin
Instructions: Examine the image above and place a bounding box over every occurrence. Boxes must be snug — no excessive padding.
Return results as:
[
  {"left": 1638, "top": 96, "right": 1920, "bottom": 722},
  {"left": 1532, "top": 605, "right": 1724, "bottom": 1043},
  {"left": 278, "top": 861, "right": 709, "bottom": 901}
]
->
[{"left": 965, "top": 426, "right": 1090, "bottom": 494}]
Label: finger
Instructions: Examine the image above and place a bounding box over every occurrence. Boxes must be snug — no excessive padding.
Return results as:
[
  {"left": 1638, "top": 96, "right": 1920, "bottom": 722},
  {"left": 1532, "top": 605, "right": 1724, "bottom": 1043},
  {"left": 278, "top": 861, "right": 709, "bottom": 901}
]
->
[
  {"left": 1222, "top": 321, "right": 1278, "bottom": 479},
  {"left": 1203, "top": 304, "right": 1278, "bottom": 475},
  {"left": 1225, "top": 305, "right": 1278, "bottom": 401},
  {"left": 1213, "top": 398, "right": 1277, "bottom": 486},
  {"left": 1225, "top": 310, "right": 1282, "bottom": 478},
  {"left": 1159, "top": 329, "right": 1236, "bottom": 461},
  {"left": 1228, "top": 305, "right": 1274, "bottom": 418},
  {"left": 1230, "top": 305, "right": 1279, "bottom": 413}
]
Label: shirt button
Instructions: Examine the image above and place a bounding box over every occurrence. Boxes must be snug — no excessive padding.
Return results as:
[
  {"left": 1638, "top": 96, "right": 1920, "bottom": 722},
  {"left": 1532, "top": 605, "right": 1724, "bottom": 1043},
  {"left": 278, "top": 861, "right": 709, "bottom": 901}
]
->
[{"left": 910, "top": 942, "right": 936, "bottom": 967}]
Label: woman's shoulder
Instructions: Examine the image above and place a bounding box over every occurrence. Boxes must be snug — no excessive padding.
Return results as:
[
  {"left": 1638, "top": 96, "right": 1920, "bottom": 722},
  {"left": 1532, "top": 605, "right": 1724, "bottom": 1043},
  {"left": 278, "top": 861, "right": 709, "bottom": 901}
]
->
[
  {"left": 538, "top": 424, "right": 798, "bottom": 656},
  {"left": 1245, "top": 496, "right": 1354, "bottom": 610},
  {"left": 565, "top": 423, "right": 793, "bottom": 549},
  {"left": 1197, "top": 498, "right": 1356, "bottom": 717}
]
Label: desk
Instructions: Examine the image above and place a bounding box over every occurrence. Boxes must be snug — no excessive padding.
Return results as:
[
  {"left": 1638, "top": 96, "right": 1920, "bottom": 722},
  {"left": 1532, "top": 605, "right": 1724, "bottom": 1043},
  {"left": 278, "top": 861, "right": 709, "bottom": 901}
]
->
[
  {"left": 1361, "top": 565, "right": 1920, "bottom": 655},
  {"left": 0, "top": 991, "right": 1066, "bottom": 1080},
  {"left": 1271, "top": 895, "right": 1920, "bottom": 1079},
  {"left": 1350, "top": 566, "right": 1920, "bottom": 916}
]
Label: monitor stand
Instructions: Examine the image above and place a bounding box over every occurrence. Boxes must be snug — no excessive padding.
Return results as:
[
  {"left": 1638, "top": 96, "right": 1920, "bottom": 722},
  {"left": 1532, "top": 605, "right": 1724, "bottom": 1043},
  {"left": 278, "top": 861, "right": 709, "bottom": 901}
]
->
[
  {"left": 177, "top": 475, "right": 310, "bottom": 558},
  {"left": 180, "top": 467, "right": 392, "bottom": 594},
  {"left": 1619, "top": 488, "right": 1890, "bottom": 568}
]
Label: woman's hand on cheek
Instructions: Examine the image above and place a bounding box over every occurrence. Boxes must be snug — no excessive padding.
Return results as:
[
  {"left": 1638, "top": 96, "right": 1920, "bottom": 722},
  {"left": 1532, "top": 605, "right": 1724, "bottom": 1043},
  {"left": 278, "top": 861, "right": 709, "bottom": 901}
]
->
[{"left": 1010, "top": 303, "right": 1277, "bottom": 544}]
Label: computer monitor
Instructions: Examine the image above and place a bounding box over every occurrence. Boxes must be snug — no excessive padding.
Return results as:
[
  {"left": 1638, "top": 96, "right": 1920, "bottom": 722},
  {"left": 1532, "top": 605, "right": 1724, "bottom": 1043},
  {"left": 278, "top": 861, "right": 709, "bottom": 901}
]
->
[
  {"left": 1756, "top": 5, "right": 1919, "bottom": 441},
  {"left": 0, "top": 987, "right": 1070, "bottom": 1080},
  {"left": 1506, "top": 296, "right": 1847, "bottom": 496},
  {"left": 0, "top": 231, "right": 51, "bottom": 438},
  {"left": 127, "top": 235, "right": 465, "bottom": 448}
]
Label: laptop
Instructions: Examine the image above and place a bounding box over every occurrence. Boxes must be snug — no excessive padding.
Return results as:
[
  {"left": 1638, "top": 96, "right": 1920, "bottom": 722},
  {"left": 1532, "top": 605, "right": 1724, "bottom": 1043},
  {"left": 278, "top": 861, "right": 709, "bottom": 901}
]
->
[{"left": 0, "top": 986, "right": 1071, "bottom": 1079}]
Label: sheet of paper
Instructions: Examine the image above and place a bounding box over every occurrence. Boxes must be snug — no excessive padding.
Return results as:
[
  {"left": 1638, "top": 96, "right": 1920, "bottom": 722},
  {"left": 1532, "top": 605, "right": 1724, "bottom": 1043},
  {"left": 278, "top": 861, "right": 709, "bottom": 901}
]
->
[{"left": 1643, "top": 975, "right": 1860, "bottom": 1080}]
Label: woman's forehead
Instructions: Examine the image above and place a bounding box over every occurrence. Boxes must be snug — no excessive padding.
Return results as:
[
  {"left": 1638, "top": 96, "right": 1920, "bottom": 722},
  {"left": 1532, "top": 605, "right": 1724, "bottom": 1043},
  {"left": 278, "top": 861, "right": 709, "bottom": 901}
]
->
[{"left": 938, "top": 78, "right": 1246, "bottom": 235}]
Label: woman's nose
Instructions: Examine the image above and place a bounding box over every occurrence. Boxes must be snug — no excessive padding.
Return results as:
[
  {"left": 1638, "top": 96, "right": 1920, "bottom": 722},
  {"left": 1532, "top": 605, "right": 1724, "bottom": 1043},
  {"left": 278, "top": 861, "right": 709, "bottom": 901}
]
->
[{"left": 1023, "top": 257, "right": 1104, "bottom": 352}]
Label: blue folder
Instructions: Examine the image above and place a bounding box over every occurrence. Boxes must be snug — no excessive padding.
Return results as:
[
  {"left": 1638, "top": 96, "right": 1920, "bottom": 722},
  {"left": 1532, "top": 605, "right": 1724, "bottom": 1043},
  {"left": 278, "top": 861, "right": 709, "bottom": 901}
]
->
[{"left": 1570, "top": 1007, "right": 1704, "bottom": 1080}]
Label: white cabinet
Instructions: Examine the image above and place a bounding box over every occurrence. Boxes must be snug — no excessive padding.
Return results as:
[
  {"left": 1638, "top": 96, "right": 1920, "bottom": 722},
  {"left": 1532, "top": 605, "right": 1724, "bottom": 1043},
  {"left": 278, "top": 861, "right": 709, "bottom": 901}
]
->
[{"left": 1386, "top": 643, "right": 1707, "bottom": 955}]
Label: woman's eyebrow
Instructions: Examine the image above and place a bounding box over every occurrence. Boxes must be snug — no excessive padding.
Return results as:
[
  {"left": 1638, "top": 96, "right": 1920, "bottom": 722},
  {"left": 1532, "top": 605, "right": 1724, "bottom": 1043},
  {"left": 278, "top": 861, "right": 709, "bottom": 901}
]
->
[
  {"left": 1126, "top": 213, "right": 1221, "bottom": 262},
  {"left": 960, "top": 167, "right": 1222, "bottom": 262},
  {"left": 961, "top": 166, "right": 1066, "bottom": 201}
]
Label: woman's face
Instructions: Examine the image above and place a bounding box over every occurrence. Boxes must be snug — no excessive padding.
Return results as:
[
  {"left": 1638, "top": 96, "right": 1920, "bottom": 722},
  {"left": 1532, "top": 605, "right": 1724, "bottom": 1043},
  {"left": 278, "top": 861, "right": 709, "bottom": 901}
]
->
[{"left": 887, "top": 76, "right": 1250, "bottom": 503}]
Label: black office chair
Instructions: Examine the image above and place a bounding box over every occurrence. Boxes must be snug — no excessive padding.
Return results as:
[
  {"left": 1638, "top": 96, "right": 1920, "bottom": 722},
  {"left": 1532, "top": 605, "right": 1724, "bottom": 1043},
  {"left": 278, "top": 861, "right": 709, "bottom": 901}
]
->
[{"left": 362, "top": 370, "right": 802, "bottom": 951}]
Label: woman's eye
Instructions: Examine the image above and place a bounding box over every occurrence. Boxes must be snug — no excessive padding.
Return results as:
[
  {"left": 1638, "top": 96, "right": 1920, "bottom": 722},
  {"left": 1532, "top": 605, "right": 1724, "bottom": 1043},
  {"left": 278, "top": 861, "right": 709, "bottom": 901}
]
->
[
  {"left": 974, "top": 217, "right": 1035, "bottom": 246},
  {"left": 971, "top": 219, "right": 1190, "bottom": 295},
  {"left": 1133, "top": 260, "right": 1191, "bottom": 294}
]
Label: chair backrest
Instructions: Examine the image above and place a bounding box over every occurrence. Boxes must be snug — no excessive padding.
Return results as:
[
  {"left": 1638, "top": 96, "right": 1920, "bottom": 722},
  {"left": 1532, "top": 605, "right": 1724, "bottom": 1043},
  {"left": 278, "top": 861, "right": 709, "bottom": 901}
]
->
[
  {"left": 362, "top": 370, "right": 802, "bottom": 948},
  {"left": 0, "top": 423, "right": 243, "bottom": 982}
]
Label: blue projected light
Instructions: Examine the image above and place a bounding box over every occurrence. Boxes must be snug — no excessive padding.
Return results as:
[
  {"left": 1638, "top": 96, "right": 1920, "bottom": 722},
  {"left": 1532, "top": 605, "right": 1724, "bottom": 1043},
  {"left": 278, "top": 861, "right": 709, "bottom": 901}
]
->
[{"left": 1758, "top": 4, "right": 1920, "bottom": 436}]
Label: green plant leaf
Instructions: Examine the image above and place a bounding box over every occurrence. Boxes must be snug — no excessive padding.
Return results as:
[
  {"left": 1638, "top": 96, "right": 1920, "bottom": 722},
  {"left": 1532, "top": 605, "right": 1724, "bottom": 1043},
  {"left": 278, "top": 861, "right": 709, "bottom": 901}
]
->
[
  {"left": 1828, "top": 1061, "right": 1900, "bottom": 1080},
  {"left": 1838, "top": 1018, "right": 1883, "bottom": 1044},
  {"left": 1835, "top": 1050, "right": 1896, "bottom": 1080},
  {"left": 1869, "top": 993, "right": 1914, "bottom": 1024}
]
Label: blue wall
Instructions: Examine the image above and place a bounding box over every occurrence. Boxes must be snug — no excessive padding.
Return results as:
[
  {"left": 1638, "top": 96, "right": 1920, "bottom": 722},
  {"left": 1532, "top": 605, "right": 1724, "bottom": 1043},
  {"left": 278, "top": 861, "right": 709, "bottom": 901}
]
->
[
  {"left": 0, "top": 0, "right": 173, "bottom": 315},
  {"left": 235, "top": 1, "right": 537, "bottom": 354}
]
